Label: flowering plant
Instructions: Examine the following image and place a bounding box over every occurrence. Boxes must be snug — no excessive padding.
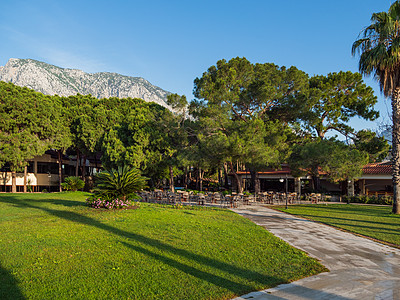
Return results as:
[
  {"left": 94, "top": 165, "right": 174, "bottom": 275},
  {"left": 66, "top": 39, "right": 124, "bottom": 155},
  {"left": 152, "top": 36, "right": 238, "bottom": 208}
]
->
[{"left": 86, "top": 196, "right": 132, "bottom": 209}]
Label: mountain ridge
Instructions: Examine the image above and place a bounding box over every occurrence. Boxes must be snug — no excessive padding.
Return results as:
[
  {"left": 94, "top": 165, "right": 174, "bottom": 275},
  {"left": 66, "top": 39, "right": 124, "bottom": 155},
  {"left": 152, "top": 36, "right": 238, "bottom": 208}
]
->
[{"left": 0, "top": 58, "right": 171, "bottom": 108}]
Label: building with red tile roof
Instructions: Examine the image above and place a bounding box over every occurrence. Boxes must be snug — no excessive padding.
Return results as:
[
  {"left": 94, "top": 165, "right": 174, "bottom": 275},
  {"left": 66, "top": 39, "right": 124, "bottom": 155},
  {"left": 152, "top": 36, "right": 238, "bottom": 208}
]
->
[{"left": 231, "top": 161, "right": 393, "bottom": 196}]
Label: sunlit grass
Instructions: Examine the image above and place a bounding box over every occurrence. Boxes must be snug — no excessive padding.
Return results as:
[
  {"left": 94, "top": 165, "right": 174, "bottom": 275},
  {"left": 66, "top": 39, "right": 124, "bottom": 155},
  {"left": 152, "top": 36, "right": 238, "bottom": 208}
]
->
[
  {"left": 273, "top": 204, "right": 400, "bottom": 246},
  {"left": 0, "top": 192, "right": 326, "bottom": 299}
]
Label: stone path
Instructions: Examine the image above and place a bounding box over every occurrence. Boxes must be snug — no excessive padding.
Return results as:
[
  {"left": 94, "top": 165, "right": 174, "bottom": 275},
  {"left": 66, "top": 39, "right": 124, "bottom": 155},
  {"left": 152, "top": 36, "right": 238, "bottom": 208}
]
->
[{"left": 231, "top": 205, "right": 400, "bottom": 300}]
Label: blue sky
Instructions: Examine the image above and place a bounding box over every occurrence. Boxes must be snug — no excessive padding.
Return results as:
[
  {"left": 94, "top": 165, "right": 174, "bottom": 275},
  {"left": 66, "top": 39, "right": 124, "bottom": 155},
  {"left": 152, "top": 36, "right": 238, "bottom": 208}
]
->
[{"left": 0, "top": 0, "right": 393, "bottom": 132}]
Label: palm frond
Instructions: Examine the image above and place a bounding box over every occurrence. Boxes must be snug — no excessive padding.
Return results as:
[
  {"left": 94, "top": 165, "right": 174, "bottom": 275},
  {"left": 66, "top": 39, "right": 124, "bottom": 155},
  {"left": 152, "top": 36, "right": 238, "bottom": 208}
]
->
[
  {"left": 94, "top": 166, "right": 148, "bottom": 199},
  {"left": 352, "top": 1, "right": 400, "bottom": 97}
]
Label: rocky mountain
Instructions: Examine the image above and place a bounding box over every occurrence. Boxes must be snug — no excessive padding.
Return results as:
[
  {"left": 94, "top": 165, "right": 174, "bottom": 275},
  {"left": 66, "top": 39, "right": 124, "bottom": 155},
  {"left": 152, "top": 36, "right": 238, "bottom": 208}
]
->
[{"left": 0, "top": 58, "right": 171, "bottom": 108}]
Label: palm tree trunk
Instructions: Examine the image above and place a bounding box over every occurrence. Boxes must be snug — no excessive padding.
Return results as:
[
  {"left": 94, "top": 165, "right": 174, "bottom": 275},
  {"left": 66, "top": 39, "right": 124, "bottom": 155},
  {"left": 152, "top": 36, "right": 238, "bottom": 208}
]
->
[{"left": 392, "top": 88, "right": 400, "bottom": 214}]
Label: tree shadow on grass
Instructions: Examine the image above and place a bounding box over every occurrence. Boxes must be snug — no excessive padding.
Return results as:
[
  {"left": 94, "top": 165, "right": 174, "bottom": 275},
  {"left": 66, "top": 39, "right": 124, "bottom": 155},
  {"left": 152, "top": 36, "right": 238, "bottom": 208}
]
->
[
  {"left": 0, "top": 265, "right": 25, "bottom": 300},
  {"left": 293, "top": 214, "right": 400, "bottom": 234},
  {"left": 293, "top": 204, "right": 394, "bottom": 218},
  {"left": 0, "top": 193, "right": 85, "bottom": 208},
  {"left": 119, "top": 241, "right": 265, "bottom": 295},
  {"left": 0, "top": 195, "right": 289, "bottom": 296},
  {"left": 270, "top": 206, "right": 400, "bottom": 229}
]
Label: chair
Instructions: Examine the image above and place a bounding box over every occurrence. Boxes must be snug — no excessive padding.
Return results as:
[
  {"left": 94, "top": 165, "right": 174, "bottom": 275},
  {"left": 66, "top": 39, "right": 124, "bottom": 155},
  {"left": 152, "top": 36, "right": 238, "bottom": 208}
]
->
[
  {"left": 197, "top": 193, "right": 206, "bottom": 206},
  {"left": 153, "top": 190, "right": 163, "bottom": 203},
  {"left": 181, "top": 192, "right": 189, "bottom": 202},
  {"left": 247, "top": 194, "right": 255, "bottom": 204},
  {"left": 167, "top": 192, "right": 177, "bottom": 204},
  {"left": 310, "top": 193, "right": 321, "bottom": 204}
]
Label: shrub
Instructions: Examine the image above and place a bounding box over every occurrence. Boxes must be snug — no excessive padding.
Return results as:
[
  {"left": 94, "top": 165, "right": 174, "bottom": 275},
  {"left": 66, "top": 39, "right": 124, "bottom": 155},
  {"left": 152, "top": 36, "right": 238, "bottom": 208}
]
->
[
  {"left": 381, "top": 195, "right": 393, "bottom": 205},
  {"left": 94, "top": 166, "right": 148, "bottom": 200},
  {"left": 343, "top": 194, "right": 392, "bottom": 205},
  {"left": 61, "top": 176, "right": 85, "bottom": 191}
]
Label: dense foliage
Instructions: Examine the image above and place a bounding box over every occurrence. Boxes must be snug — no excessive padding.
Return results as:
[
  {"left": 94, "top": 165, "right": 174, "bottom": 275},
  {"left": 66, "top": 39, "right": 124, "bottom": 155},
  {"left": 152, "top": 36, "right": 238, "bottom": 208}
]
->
[
  {"left": 192, "top": 57, "right": 382, "bottom": 192},
  {"left": 0, "top": 55, "right": 387, "bottom": 193}
]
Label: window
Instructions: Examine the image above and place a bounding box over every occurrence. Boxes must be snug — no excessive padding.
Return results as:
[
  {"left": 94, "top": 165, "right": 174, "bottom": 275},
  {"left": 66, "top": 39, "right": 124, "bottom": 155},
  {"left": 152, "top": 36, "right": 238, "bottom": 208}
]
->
[{"left": 37, "top": 162, "right": 58, "bottom": 174}]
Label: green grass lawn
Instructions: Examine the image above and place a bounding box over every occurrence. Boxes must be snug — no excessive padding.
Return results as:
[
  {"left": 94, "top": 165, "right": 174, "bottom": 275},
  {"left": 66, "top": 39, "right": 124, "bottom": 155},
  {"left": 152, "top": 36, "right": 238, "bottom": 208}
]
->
[
  {"left": 0, "top": 192, "right": 326, "bottom": 300},
  {"left": 273, "top": 204, "right": 400, "bottom": 246}
]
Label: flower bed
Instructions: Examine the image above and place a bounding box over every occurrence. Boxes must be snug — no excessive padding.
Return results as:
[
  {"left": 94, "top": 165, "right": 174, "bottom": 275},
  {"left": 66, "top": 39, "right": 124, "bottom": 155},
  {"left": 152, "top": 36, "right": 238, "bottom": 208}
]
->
[{"left": 86, "top": 197, "right": 134, "bottom": 209}]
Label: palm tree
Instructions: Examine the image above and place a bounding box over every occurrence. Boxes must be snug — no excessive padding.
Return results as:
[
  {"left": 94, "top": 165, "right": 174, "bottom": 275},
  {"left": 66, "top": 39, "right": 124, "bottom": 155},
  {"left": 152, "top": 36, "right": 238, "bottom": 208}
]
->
[
  {"left": 352, "top": 1, "right": 400, "bottom": 213},
  {"left": 94, "top": 166, "right": 148, "bottom": 200}
]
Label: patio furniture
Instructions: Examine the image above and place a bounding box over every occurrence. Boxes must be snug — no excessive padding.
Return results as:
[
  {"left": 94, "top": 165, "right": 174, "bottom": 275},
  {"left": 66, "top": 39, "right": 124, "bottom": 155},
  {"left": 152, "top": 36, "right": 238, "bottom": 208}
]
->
[{"left": 197, "top": 194, "right": 206, "bottom": 205}]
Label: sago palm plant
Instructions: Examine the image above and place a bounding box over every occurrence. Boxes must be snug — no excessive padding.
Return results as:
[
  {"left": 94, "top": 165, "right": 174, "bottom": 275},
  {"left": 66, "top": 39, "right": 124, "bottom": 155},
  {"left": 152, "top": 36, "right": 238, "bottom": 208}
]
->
[
  {"left": 61, "top": 176, "right": 85, "bottom": 192},
  {"left": 94, "top": 166, "right": 148, "bottom": 200}
]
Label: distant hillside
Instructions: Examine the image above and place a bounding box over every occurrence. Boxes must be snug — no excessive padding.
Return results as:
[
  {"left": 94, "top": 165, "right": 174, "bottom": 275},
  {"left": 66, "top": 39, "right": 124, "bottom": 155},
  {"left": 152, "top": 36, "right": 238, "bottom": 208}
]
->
[{"left": 0, "top": 58, "right": 170, "bottom": 108}]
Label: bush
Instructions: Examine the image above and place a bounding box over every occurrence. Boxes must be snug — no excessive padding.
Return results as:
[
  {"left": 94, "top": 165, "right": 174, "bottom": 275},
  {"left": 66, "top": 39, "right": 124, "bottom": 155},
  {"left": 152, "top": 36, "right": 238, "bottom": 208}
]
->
[
  {"left": 343, "top": 195, "right": 393, "bottom": 205},
  {"left": 61, "top": 176, "right": 85, "bottom": 191},
  {"left": 94, "top": 166, "right": 147, "bottom": 200}
]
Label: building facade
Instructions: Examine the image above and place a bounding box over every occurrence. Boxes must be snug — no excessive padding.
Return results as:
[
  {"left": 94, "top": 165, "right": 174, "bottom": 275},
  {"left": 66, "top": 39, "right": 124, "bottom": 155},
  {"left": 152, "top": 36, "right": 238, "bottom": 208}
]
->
[{"left": 0, "top": 151, "right": 101, "bottom": 192}]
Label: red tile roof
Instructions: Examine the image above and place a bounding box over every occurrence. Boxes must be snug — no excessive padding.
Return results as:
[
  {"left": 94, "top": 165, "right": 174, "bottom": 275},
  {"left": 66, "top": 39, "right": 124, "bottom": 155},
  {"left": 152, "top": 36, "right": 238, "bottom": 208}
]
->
[
  {"left": 234, "top": 162, "right": 393, "bottom": 176},
  {"left": 362, "top": 162, "right": 392, "bottom": 175}
]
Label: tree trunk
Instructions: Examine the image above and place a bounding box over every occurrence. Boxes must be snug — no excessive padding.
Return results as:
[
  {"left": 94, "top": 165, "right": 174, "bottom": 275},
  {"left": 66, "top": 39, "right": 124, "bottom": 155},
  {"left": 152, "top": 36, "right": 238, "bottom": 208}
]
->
[
  {"left": 228, "top": 161, "right": 243, "bottom": 193},
  {"left": 311, "top": 175, "right": 321, "bottom": 192},
  {"left": 75, "top": 149, "right": 80, "bottom": 177},
  {"left": 223, "top": 163, "right": 229, "bottom": 189},
  {"left": 250, "top": 170, "right": 259, "bottom": 193},
  {"left": 196, "top": 167, "right": 199, "bottom": 190},
  {"left": 58, "top": 150, "right": 63, "bottom": 192},
  {"left": 184, "top": 166, "right": 188, "bottom": 189},
  {"left": 81, "top": 155, "right": 86, "bottom": 179},
  {"left": 347, "top": 179, "right": 355, "bottom": 197},
  {"left": 392, "top": 88, "right": 400, "bottom": 214},
  {"left": 94, "top": 153, "right": 98, "bottom": 174},
  {"left": 199, "top": 167, "right": 203, "bottom": 191},
  {"left": 169, "top": 165, "right": 175, "bottom": 192},
  {"left": 294, "top": 177, "right": 301, "bottom": 196},
  {"left": 23, "top": 165, "right": 27, "bottom": 193},
  {"left": 11, "top": 171, "right": 16, "bottom": 193},
  {"left": 255, "top": 175, "right": 260, "bottom": 194},
  {"left": 218, "top": 168, "right": 223, "bottom": 189}
]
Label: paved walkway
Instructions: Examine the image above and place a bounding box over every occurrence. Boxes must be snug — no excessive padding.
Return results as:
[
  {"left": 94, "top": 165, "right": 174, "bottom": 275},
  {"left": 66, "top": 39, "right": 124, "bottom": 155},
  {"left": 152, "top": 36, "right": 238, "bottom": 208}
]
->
[{"left": 231, "top": 205, "right": 400, "bottom": 300}]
